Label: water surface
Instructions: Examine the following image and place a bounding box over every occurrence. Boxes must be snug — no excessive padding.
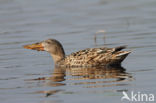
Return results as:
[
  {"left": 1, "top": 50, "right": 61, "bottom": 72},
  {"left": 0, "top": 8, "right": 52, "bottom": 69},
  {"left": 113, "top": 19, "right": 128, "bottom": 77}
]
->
[{"left": 0, "top": 0, "right": 156, "bottom": 103}]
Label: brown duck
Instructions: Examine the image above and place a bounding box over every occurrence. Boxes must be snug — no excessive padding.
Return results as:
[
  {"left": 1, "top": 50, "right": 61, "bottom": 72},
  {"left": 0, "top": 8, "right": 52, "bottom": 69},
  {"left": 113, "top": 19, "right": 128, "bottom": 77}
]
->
[{"left": 24, "top": 39, "right": 131, "bottom": 67}]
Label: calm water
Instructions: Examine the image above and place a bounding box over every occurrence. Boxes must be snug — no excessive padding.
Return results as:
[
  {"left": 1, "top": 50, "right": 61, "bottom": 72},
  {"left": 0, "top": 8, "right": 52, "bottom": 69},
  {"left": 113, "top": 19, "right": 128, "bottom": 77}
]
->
[{"left": 0, "top": 0, "right": 156, "bottom": 103}]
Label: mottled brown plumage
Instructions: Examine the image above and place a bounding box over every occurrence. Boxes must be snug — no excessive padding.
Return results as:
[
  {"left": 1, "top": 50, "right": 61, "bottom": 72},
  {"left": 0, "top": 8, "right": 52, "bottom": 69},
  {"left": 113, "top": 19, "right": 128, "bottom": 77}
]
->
[{"left": 24, "top": 39, "right": 131, "bottom": 67}]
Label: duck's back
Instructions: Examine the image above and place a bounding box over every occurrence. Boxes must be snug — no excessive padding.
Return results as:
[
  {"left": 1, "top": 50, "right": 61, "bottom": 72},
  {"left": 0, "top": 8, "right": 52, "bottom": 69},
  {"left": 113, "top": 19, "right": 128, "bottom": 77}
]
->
[{"left": 57, "top": 46, "right": 130, "bottom": 67}]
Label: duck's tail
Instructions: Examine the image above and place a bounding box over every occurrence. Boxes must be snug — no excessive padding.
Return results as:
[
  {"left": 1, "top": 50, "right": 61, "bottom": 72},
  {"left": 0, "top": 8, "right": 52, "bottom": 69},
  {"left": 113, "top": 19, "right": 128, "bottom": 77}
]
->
[
  {"left": 113, "top": 45, "right": 127, "bottom": 52},
  {"left": 110, "top": 46, "right": 131, "bottom": 66}
]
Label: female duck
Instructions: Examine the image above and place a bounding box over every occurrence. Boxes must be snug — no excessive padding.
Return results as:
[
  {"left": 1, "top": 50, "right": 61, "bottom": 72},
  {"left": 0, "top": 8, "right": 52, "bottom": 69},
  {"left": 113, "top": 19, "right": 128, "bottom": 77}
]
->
[{"left": 24, "top": 39, "right": 131, "bottom": 67}]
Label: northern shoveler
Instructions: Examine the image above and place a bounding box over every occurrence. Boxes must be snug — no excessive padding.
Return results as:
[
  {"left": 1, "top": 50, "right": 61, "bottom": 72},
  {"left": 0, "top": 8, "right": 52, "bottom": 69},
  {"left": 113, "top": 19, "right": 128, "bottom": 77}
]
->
[{"left": 23, "top": 39, "right": 131, "bottom": 67}]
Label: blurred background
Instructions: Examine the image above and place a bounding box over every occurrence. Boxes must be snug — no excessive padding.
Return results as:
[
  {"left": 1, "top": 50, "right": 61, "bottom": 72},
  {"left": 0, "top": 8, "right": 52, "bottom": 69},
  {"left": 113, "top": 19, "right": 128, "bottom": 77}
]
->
[{"left": 0, "top": 0, "right": 156, "bottom": 103}]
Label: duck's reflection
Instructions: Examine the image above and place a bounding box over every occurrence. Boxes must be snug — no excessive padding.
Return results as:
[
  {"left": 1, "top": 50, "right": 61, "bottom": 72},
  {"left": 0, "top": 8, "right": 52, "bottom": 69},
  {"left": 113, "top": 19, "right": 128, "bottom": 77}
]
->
[
  {"left": 32, "top": 66, "right": 132, "bottom": 97},
  {"left": 48, "top": 65, "right": 132, "bottom": 85}
]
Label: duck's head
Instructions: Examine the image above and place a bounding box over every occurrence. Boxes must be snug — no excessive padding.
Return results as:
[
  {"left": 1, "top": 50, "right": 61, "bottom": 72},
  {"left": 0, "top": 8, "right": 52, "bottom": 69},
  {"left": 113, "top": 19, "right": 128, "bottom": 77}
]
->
[{"left": 24, "top": 39, "right": 65, "bottom": 63}]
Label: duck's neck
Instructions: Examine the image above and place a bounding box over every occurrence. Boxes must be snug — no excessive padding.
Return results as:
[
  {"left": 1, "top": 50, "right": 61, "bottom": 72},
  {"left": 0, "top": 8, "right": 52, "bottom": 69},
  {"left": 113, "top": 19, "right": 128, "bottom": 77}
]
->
[
  {"left": 50, "top": 45, "right": 65, "bottom": 64},
  {"left": 51, "top": 53, "right": 65, "bottom": 63}
]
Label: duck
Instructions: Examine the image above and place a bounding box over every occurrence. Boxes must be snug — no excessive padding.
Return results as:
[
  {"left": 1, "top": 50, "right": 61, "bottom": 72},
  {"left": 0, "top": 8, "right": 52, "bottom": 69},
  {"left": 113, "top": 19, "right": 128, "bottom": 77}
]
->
[{"left": 23, "top": 39, "right": 131, "bottom": 67}]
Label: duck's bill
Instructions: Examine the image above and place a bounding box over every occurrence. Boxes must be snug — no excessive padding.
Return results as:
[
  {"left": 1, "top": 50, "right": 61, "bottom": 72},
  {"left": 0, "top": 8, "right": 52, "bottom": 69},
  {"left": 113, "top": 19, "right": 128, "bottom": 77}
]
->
[{"left": 23, "top": 42, "right": 44, "bottom": 51}]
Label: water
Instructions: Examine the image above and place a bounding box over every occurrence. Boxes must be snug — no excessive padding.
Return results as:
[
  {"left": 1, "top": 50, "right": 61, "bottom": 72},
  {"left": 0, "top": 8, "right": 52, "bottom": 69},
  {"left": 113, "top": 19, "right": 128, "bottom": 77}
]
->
[{"left": 0, "top": 0, "right": 156, "bottom": 103}]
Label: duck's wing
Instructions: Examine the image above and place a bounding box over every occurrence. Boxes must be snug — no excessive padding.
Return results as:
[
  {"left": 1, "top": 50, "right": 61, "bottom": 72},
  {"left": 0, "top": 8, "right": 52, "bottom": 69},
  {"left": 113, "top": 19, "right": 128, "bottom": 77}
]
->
[
  {"left": 63, "top": 47, "right": 113, "bottom": 66},
  {"left": 60, "top": 46, "right": 130, "bottom": 67}
]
